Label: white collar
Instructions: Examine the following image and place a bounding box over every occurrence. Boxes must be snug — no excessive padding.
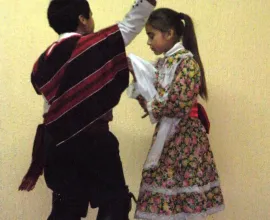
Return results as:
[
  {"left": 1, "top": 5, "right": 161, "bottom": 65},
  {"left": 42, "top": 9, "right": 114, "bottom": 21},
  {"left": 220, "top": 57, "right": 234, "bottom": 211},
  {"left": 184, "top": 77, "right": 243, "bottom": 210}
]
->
[
  {"left": 58, "top": 32, "right": 81, "bottom": 41},
  {"left": 165, "top": 42, "right": 185, "bottom": 57}
]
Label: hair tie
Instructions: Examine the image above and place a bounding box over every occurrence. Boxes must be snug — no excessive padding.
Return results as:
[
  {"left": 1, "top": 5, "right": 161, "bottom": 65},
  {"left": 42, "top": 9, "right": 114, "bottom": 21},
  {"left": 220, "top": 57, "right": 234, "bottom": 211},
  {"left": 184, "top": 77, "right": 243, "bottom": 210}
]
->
[{"left": 179, "top": 12, "right": 186, "bottom": 28}]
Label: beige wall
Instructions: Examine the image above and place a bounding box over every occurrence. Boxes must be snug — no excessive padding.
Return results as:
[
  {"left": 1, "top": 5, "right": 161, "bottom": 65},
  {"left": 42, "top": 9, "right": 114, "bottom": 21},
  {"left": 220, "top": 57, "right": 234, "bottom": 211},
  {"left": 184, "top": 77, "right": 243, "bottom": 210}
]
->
[{"left": 1, "top": 0, "right": 270, "bottom": 219}]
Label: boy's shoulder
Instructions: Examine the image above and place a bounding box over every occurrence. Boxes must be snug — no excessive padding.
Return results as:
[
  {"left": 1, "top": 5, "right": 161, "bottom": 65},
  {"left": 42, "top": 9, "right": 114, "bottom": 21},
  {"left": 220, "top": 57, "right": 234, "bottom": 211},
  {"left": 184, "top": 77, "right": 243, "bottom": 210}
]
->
[
  {"left": 34, "top": 35, "right": 81, "bottom": 66},
  {"left": 31, "top": 35, "right": 81, "bottom": 87}
]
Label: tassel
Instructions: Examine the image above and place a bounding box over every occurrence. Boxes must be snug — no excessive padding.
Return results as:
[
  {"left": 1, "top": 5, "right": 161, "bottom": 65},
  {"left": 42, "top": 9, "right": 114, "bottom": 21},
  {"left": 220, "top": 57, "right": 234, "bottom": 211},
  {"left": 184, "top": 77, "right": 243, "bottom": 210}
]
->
[{"left": 19, "top": 124, "right": 46, "bottom": 191}]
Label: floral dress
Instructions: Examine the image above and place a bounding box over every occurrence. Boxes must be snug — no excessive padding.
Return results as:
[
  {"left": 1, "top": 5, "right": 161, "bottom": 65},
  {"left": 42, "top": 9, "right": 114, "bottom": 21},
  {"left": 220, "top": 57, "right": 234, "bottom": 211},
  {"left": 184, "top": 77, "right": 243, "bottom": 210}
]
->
[{"left": 134, "top": 47, "right": 225, "bottom": 220}]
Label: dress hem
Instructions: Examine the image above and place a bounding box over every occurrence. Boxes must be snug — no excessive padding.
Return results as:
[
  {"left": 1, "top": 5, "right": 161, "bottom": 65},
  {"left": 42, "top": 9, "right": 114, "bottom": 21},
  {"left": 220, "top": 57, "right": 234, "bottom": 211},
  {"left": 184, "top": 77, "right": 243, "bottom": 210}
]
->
[{"left": 135, "top": 204, "right": 225, "bottom": 220}]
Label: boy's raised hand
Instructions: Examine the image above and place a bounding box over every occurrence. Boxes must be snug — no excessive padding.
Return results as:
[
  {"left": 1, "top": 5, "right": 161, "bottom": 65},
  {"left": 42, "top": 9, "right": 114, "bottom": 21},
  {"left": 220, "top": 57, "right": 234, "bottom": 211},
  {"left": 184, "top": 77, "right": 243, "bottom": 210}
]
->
[{"left": 146, "top": 0, "right": 156, "bottom": 6}]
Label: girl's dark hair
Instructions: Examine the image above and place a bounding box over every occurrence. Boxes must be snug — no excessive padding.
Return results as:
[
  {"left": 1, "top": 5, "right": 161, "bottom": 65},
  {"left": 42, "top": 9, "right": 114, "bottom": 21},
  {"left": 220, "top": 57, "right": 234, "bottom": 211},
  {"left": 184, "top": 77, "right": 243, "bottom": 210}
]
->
[
  {"left": 147, "top": 8, "right": 208, "bottom": 100},
  {"left": 48, "top": 0, "right": 90, "bottom": 35}
]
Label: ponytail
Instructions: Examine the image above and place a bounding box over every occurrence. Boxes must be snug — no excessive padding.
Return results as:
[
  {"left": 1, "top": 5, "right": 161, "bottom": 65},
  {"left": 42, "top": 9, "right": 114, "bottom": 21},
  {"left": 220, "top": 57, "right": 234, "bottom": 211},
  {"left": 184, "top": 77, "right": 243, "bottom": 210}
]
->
[{"left": 179, "top": 13, "right": 208, "bottom": 100}]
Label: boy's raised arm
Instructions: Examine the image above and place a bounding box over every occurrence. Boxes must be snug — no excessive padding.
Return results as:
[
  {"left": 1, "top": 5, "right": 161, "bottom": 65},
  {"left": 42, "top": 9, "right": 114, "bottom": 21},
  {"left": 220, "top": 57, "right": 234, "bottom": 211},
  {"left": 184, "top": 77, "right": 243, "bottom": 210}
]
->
[{"left": 118, "top": 0, "right": 157, "bottom": 46}]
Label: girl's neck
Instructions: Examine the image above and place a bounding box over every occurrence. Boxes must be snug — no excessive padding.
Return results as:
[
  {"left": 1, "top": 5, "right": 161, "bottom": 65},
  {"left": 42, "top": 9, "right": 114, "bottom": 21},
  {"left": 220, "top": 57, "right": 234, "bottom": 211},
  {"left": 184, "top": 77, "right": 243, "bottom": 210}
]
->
[{"left": 164, "top": 41, "right": 184, "bottom": 57}]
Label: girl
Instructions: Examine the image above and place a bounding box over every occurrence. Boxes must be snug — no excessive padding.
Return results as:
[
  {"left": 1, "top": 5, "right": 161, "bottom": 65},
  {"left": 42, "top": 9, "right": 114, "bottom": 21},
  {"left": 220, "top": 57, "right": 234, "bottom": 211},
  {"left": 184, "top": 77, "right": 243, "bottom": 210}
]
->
[{"left": 128, "top": 8, "right": 224, "bottom": 220}]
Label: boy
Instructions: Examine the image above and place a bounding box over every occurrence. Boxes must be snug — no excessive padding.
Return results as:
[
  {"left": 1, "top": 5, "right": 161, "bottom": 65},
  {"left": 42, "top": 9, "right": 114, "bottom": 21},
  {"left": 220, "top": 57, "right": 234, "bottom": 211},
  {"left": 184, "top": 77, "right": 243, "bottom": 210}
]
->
[{"left": 19, "top": 0, "right": 156, "bottom": 219}]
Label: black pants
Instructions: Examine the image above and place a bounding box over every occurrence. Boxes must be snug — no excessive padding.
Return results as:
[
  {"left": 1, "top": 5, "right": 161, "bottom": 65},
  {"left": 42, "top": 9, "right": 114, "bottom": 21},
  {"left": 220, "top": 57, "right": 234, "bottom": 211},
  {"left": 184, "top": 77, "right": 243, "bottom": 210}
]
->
[
  {"left": 44, "top": 131, "right": 131, "bottom": 219},
  {"left": 47, "top": 191, "right": 131, "bottom": 220}
]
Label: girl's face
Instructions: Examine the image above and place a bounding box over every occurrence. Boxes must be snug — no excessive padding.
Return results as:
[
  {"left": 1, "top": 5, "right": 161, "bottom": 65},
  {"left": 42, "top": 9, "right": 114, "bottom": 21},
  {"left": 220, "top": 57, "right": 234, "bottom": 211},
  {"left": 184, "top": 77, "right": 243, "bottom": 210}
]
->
[{"left": 146, "top": 24, "right": 175, "bottom": 55}]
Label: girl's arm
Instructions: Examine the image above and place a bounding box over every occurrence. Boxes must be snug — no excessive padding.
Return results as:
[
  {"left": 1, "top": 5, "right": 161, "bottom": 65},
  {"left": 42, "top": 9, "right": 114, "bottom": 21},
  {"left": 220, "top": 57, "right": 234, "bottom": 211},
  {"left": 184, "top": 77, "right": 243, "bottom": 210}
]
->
[{"left": 147, "top": 58, "right": 201, "bottom": 121}]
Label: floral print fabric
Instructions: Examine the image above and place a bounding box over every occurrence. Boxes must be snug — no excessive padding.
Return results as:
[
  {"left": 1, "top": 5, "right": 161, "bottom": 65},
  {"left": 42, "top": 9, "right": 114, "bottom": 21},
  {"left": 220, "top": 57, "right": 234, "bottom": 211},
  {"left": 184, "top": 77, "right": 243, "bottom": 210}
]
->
[{"left": 135, "top": 50, "right": 224, "bottom": 220}]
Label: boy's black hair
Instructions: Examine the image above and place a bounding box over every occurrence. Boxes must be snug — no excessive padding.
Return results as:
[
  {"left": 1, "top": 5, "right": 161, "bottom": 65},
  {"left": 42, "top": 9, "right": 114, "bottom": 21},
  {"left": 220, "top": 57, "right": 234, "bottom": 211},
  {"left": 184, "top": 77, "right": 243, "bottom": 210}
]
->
[
  {"left": 48, "top": 0, "right": 91, "bottom": 35},
  {"left": 147, "top": 8, "right": 208, "bottom": 100}
]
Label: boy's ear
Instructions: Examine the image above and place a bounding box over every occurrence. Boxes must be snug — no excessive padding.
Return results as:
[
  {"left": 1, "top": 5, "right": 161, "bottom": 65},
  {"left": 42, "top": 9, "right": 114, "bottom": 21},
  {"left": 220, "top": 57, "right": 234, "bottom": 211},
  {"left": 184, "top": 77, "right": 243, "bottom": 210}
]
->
[
  {"left": 165, "top": 29, "right": 175, "bottom": 41},
  {"left": 78, "top": 15, "right": 87, "bottom": 25}
]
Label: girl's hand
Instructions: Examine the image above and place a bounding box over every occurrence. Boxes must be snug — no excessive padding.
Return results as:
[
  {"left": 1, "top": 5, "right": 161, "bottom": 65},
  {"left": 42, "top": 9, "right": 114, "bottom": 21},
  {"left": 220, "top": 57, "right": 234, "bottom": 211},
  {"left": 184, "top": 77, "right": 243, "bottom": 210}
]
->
[{"left": 137, "top": 95, "right": 148, "bottom": 118}]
